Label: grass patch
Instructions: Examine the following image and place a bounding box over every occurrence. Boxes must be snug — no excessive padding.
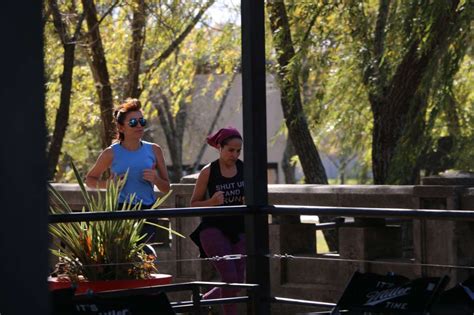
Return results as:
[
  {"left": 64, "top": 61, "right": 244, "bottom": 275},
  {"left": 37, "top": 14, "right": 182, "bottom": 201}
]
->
[
  {"left": 316, "top": 230, "right": 329, "bottom": 253},
  {"left": 328, "top": 178, "right": 363, "bottom": 185}
]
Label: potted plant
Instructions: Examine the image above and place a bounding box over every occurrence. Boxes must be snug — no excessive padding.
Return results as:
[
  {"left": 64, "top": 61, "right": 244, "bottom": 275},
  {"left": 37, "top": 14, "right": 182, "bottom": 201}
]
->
[{"left": 48, "top": 163, "right": 183, "bottom": 294}]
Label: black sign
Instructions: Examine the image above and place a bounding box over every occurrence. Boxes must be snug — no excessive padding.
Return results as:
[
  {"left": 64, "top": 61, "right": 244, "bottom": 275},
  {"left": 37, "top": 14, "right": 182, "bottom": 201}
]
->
[
  {"left": 431, "top": 276, "right": 474, "bottom": 315},
  {"left": 51, "top": 288, "right": 175, "bottom": 315},
  {"left": 334, "top": 272, "right": 449, "bottom": 314}
]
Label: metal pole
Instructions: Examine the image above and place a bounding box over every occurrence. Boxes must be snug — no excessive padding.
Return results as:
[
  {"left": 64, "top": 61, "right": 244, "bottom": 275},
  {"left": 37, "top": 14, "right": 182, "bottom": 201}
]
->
[
  {"left": 0, "top": 2, "right": 49, "bottom": 314},
  {"left": 191, "top": 286, "right": 202, "bottom": 315},
  {"left": 241, "top": 0, "right": 271, "bottom": 314}
]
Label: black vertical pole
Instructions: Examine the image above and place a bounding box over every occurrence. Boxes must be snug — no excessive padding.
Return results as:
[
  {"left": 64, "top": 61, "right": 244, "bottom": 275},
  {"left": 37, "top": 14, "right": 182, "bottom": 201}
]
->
[
  {"left": 0, "top": 3, "right": 49, "bottom": 315},
  {"left": 241, "top": 0, "right": 271, "bottom": 314}
]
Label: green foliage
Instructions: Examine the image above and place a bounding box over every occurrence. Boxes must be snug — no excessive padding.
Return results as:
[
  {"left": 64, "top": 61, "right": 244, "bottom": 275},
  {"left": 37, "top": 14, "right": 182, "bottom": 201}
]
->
[
  {"left": 49, "top": 162, "right": 183, "bottom": 281},
  {"left": 452, "top": 55, "right": 474, "bottom": 171},
  {"left": 44, "top": 0, "right": 473, "bottom": 184},
  {"left": 266, "top": 1, "right": 374, "bottom": 183},
  {"left": 44, "top": 2, "right": 102, "bottom": 180},
  {"left": 45, "top": 0, "right": 240, "bottom": 181}
]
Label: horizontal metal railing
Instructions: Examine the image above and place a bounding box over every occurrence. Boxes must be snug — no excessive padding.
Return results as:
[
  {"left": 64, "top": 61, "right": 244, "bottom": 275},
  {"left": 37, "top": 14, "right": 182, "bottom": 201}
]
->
[
  {"left": 272, "top": 296, "right": 337, "bottom": 308},
  {"left": 48, "top": 205, "right": 248, "bottom": 223},
  {"left": 271, "top": 205, "right": 474, "bottom": 221},
  {"left": 49, "top": 204, "right": 474, "bottom": 224},
  {"left": 48, "top": 204, "right": 474, "bottom": 313},
  {"left": 73, "top": 281, "right": 258, "bottom": 314}
]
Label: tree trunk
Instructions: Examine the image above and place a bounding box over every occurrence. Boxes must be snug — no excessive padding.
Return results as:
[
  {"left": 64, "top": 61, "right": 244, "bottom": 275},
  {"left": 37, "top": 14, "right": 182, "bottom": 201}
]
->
[
  {"left": 191, "top": 73, "right": 236, "bottom": 174},
  {"left": 82, "top": 0, "right": 115, "bottom": 148},
  {"left": 47, "top": 0, "right": 84, "bottom": 180},
  {"left": 370, "top": 41, "right": 431, "bottom": 184},
  {"left": 123, "top": 0, "right": 146, "bottom": 99},
  {"left": 154, "top": 95, "right": 187, "bottom": 183},
  {"left": 266, "top": 0, "right": 328, "bottom": 185},
  {"left": 281, "top": 138, "right": 296, "bottom": 184},
  {"left": 267, "top": 0, "right": 338, "bottom": 252},
  {"left": 47, "top": 43, "right": 75, "bottom": 181},
  {"left": 365, "top": 0, "right": 463, "bottom": 184}
]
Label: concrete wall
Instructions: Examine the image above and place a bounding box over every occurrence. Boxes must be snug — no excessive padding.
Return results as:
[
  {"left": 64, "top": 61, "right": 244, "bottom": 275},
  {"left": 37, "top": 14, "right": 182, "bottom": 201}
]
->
[{"left": 49, "top": 181, "right": 474, "bottom": 314}]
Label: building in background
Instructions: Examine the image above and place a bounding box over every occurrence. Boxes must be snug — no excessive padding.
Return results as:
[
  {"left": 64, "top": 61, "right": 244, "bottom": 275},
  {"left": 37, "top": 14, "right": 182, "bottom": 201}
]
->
[{"left": 151, "top": 73, "right": 341, "bottom": 183}]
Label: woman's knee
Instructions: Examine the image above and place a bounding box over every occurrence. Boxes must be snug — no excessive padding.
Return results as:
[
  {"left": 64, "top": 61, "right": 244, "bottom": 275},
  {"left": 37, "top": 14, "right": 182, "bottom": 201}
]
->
[
  {"left": 219, "top": 265, "right": 240, "bottom": 283},
  {"left": 200, "top": 228, "right": 232, "bottom": 256},
  {"left": 221, "top": 287, "right": 240, "bottom": 298}
]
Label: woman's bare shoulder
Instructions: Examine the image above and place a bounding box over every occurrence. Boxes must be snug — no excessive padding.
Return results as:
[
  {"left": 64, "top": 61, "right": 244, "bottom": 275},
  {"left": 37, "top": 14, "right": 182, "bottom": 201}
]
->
[
  {"left": 197, "top": 163, "right": 212, "bottom": 178},
  {"left": 99, "top": 147, "right": 114, "bottom": 160}
]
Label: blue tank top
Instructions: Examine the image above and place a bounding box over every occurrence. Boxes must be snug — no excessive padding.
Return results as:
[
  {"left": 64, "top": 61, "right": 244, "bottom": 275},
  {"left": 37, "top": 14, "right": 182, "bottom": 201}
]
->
[{"left": 110, "top": 141, "right": 157, "bottom": 205}]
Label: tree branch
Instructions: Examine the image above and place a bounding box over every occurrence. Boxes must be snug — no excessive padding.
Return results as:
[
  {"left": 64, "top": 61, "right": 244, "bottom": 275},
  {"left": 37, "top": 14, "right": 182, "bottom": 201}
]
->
[
  {"left": 85, "top": 0, "right": 121, "bottom": 38},
  {"left": 370, "top": 0, "right": 391, "bottom": 94},
  {"left": 123, "top": 0, "right": 146, "bottom": 98},
  {"left": 139, "top": 0, "right": 215, "bottom": 96},
  {"left": 191, "top": 72, "right": 236, "bottom": 173}
]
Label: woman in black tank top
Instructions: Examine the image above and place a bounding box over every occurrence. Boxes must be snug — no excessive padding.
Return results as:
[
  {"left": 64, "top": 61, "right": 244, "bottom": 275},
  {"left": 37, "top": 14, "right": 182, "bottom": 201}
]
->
[{"left": 189, "top": 127, "right": 245, "bottom": 315}]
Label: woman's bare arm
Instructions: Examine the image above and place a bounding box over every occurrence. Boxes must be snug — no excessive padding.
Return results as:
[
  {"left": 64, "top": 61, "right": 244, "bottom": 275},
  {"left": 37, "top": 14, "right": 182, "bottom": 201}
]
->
[
  {"left": 190, "top": 165, "right": 224, "bottom": 207},
  {"left": 147, "top": 144, "right": 171, "bottom": 193},
  {"left": 85, "top": 148, "right": 113, "bottom": 189}
]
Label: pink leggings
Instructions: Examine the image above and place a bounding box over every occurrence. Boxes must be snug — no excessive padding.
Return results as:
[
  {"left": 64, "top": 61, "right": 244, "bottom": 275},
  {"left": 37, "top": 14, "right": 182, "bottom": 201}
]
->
[{"left": 199, "top": 228, "right": 246, "bottom": 315}]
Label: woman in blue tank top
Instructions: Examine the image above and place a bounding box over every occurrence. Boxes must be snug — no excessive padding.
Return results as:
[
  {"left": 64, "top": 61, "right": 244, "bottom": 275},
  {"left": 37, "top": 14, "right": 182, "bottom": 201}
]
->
[
  {"left": 190, "top": 127, "right": 245, "bottom": 315},
  {"left": 85, "top": 98, "right": 170, "bottom": 206}
]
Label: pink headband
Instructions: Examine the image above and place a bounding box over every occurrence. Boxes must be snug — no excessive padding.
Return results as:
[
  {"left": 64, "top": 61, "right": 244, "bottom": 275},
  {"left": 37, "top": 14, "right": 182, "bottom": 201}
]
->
[{"left": 206, "top": 127, "right": 242, "bottom": 148}]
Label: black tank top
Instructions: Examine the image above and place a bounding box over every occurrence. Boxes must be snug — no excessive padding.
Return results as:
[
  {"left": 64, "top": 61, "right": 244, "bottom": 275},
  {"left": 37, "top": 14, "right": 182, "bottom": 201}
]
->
[
  {"left": 207, "top": 159, "right": 245, "bottom": 205},
  {"left": 203, "top": 159, "right": 245, "bottom": 229},
  {"left": 190, "top": 159, "right": 245, "bottom": 257}
]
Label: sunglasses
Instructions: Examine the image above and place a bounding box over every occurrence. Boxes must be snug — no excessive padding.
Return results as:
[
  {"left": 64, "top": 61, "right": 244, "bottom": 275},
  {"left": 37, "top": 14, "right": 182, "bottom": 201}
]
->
[{"left": 128, "top": 117, "right": 147, "bottom": 128}]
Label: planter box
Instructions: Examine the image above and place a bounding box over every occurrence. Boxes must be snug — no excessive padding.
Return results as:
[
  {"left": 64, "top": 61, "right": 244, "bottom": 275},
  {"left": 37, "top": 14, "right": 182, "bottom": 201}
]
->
[{"left": 48, "top": 273, "right": 172, "bottom": 294}]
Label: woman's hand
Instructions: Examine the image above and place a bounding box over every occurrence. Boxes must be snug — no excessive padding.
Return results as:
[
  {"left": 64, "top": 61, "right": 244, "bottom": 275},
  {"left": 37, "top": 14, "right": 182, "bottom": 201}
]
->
[
  {"left": 210, "top": 191, "right": 224, "bottom": 205},
  {"left": 109, "top": 172, "right": 125, "bottom": 181},
  {"left": 151, "top": 146, "right": 171, "bottom": 193},
  {"left": 143, "top": 163, "right": 159, "bottom": 184}
]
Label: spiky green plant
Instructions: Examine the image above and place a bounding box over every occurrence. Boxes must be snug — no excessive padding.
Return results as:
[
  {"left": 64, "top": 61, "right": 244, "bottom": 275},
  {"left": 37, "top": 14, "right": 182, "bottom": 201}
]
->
[{"left": 48, "top": 162, "right": 183, "bottom": 281}]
